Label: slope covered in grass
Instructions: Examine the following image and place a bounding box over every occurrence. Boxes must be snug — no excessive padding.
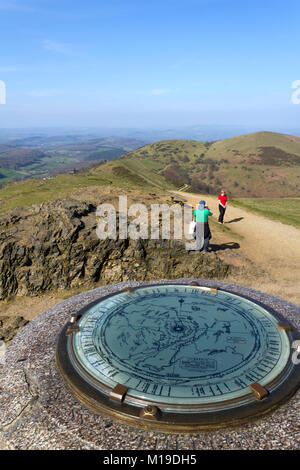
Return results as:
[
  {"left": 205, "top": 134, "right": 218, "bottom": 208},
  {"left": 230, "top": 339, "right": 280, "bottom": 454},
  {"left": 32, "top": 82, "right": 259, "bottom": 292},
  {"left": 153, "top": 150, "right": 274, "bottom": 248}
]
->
[{"left": 120, "top": 132, "right": 300, "bottom": 197}]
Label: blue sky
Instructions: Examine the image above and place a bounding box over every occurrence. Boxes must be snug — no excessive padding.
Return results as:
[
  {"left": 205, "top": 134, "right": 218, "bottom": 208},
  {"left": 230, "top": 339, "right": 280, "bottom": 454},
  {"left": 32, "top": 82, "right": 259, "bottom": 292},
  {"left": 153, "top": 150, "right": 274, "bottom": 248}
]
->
[{"left": 0, "top": 0, "right": 300, "bottom": 129}]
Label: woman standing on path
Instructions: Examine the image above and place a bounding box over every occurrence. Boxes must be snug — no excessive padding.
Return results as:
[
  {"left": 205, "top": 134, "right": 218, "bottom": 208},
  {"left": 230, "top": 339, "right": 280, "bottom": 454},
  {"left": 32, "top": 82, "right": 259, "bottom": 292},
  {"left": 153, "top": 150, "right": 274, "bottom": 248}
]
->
[
  {"left": 218, "top": 190, "right": 227, "bottom": 224},
  {"left": 194, "top": 200, "right": 213, "bottom": 252}
]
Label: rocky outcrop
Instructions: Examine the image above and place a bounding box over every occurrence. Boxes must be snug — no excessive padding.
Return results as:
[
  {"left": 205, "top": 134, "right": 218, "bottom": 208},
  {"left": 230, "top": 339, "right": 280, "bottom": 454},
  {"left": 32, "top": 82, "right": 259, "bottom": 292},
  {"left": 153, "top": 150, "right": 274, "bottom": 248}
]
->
[{"left": 0, "top": 198, "right": 232, "bottom": 300}]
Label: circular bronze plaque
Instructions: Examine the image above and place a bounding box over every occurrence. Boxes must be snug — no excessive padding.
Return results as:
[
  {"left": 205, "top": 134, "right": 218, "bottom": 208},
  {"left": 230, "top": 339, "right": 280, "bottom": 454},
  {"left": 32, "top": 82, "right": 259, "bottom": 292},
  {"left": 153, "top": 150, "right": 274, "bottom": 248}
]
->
[{"left": 56, "top": 283, "right": 300, "bottom": 431}]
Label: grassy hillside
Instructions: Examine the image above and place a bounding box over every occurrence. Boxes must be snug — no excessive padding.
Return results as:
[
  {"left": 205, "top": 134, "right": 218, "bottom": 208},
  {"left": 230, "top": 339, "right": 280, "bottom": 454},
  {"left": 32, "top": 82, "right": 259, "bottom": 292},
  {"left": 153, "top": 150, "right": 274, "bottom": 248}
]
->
[
  {"left": 121, "top": 131, "right": 300, "bottom": 197},
  {"left": 231, "top": 197, "right": 300, "bottom": 228},
  {"left": 205, "top": 131, "right": 300, "bottom": 163},
  {"left": 0, "top": 160, "right": 164, "bottom": 213},
  {"left": 1, "top": 131, "right": 300, "bottom": 219}
]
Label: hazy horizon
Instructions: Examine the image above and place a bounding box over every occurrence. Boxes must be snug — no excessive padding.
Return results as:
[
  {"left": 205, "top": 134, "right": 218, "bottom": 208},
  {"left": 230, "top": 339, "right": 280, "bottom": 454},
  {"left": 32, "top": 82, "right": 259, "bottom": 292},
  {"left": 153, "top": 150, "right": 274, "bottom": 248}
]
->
[
  {"left": 1, "top": 124, "right": 300, "bottom": 145},
  {"left": 0, "top": 0, "right": 299, "bottom": 129}
]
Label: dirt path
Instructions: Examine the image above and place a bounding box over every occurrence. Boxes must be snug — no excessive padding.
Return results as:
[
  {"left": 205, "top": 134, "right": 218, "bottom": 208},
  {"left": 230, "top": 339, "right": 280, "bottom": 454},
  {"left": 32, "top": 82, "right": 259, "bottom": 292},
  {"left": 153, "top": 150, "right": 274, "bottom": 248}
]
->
[
  {"left": 0, "top": 293, "right": 67, "bottom": 321},
  {"left": 1, "top": 189, "right": 299, "bottom": 326},
  {"left": 175, "top": 191, "right": 300, "bottom": 306}
]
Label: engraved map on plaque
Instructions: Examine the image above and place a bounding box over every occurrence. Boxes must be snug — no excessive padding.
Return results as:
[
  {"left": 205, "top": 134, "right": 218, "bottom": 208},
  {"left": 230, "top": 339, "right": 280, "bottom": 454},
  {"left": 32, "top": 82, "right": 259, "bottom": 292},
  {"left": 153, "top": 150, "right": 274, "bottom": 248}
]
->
[{"left": 70, "top": 285, "right": 291, "bottom": 406}]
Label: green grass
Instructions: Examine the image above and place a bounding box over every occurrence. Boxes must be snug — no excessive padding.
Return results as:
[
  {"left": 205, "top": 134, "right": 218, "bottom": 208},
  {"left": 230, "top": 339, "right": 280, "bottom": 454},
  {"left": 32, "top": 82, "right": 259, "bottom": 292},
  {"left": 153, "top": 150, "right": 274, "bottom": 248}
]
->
[
  {"left": 0, "top": 160, "right": 164, "bottom": 213},
  {"left": 17, "top": 158, "right": 75, "bottom": 174},
  {"left": 206, "top": 131, "right": 300, "bottom": 162},
  {"left": 121, "top": 158, "right": 176, "bottom": 189},
  {"left": 209, "top": 217, "right": 245, "bottom": 240},
  {"left": 231, "top": 198, "right": 300, "bottom": 228},
  {"left": 0, "top": 168, "right": 25, "bottom": 183},
  {"left": 0, "top": 173, "right": 112, "bottom": 212},
  {"left": 121, "top": 133, "right": 300, "bottom": 198}
]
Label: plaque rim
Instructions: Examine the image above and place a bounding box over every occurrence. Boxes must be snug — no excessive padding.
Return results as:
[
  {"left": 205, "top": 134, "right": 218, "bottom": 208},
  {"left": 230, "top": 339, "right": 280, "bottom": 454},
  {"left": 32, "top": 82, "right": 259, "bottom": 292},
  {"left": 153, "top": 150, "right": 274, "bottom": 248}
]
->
[{"left": 55, "top": 281, "right": 300, "bottom": 432}]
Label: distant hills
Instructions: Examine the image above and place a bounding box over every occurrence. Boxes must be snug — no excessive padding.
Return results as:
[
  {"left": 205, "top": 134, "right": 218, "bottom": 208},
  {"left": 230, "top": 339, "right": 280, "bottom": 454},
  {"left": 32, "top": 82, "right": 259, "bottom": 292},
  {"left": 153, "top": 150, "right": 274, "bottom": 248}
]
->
[
  {"left": 118, "top": 131, "right": 300, "bottom": 197},
  {"left": 2, "top": 125, "right": 299, "bottom": 144},
  {"left": 0, "top": 131, "right": 300, "bottom": 212}
]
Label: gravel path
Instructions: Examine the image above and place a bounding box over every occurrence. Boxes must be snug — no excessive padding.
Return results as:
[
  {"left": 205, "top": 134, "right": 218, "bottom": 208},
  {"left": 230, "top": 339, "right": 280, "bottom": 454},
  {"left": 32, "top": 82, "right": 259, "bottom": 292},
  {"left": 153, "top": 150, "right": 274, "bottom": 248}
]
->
[{"left": 176, "top": 191, "right": 300, "bottom": 305}]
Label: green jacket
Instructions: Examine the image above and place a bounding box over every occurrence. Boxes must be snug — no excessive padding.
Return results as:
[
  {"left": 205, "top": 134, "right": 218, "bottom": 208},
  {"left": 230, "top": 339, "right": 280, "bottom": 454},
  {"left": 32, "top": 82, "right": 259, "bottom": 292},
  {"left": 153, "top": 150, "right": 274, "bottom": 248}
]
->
[{"left": 194, "top": 208, "right": 212, "bottom": 223}]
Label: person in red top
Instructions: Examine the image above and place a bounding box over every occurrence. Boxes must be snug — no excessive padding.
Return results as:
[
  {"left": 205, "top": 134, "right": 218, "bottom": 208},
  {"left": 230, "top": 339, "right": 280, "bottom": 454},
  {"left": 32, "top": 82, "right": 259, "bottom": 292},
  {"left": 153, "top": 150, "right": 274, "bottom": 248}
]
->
[{"left": 218, "top": 190, "right": 227, "bottom": 224}]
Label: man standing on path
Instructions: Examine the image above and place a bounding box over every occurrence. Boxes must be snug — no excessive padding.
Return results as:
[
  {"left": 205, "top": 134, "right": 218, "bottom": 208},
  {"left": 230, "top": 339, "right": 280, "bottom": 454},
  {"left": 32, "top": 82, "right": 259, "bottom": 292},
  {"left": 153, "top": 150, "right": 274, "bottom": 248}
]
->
[
  {"left": 218, "top": 190, "right": 227, "bottom": 224},
  {"left": 194, "top": 200, "right": 213, "bottom": 252}
]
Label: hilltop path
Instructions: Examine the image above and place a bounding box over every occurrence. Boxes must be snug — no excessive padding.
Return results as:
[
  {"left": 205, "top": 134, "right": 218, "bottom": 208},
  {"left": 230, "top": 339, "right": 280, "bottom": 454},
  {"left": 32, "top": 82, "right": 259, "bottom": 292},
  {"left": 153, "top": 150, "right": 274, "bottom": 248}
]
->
[{"left": 174, "top": 191, "right": 300, "bottom": 305}]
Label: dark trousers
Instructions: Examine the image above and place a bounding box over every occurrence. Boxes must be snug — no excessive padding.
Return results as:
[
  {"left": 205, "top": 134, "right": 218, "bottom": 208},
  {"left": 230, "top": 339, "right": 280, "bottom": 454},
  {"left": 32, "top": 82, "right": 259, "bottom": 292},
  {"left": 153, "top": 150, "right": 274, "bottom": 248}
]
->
[
  {"left": 218, "top": 205, "right": 226, "bottom": 223},
  {"left": 196, "top": 235, "right": 210, "bottom": 251},
  {"left": 195, "top": 223, "right": 211, "bottom": 251}
]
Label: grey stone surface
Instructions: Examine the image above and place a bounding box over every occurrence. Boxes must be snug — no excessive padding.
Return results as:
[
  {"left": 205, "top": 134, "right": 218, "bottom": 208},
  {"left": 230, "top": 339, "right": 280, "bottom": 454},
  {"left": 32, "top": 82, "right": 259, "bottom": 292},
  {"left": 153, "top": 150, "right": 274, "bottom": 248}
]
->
[{"left": 0, "top": 278, "right": 299, "bottom": 450}]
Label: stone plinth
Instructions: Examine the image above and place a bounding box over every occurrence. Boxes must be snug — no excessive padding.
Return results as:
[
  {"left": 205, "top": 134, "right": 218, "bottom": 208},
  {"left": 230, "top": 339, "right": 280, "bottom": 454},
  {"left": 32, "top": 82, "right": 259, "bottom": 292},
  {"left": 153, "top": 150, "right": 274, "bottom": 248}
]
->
[{"left": 0, "top": 279, "right": 299, "bottom": 450}]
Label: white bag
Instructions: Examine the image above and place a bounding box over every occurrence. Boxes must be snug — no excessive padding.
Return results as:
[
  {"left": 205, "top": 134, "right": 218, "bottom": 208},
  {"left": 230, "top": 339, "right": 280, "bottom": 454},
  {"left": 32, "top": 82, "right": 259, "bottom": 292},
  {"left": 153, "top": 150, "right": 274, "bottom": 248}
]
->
[{"left": 188, "top": 220, "right": 196, "bottom": 235}]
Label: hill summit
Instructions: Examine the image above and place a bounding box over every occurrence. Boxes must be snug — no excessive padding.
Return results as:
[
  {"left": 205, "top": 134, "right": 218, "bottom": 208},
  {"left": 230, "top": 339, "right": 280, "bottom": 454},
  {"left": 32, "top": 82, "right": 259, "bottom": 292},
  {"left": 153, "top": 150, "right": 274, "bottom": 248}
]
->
[
  {"left": 119, "top": 131, "right": 300, "bottom": 197},
  {"left": 0, "top": 131, "right": 299, "bottom": 213}
]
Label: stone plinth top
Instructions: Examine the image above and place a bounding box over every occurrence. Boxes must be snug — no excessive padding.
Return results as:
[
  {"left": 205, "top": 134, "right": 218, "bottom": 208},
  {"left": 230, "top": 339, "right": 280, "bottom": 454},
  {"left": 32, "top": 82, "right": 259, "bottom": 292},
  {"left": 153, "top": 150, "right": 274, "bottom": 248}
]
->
[{"left": 0, "top": 279, "right": 299, "bottom": 450}]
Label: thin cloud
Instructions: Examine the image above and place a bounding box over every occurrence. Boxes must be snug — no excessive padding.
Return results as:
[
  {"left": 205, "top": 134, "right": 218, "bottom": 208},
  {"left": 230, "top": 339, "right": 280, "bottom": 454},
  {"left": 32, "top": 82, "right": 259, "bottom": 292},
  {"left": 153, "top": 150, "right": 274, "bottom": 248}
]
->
[
  {"left": 0, "top": 1, "right": 37, "bottom": 12},
  {"left": 138, "top": 88, "right": 171, "bottom": 96},
  {"left": 0, "top": 66, "right": 22, "bottom": 72},
  {"left": 42, "top": 40, "right": 74, "bottom": 55},
  {"left": 150, "top": 88, "right": 171, "bottom": 96},
  {"left": 26, "top": 89, "right": 64, "bottom": 97}
]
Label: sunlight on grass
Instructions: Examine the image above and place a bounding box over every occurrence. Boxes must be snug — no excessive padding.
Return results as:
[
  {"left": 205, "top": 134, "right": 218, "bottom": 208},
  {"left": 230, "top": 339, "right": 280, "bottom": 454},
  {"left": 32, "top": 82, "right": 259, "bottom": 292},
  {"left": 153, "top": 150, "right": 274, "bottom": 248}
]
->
[{"left": 231, "top": 198, "right": 300, "bottom": 228}]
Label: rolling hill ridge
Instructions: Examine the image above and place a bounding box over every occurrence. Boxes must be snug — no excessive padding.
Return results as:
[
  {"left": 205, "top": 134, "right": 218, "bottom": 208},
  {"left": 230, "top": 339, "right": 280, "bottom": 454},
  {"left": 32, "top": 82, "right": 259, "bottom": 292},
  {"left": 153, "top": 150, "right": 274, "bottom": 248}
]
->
[
  {"left": 0, "top": 131, "right": 300, "bottom": 214},
  {"left": 119, "top": 131, "right": 300, "bottom": 197}
]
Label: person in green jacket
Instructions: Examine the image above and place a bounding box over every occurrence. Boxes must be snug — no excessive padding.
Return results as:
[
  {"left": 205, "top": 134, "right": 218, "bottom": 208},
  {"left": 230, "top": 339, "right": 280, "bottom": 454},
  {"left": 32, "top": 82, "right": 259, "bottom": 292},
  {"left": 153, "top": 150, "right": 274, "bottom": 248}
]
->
[{"left": 193, "top": 200, "right": 213, "bottom": 252}]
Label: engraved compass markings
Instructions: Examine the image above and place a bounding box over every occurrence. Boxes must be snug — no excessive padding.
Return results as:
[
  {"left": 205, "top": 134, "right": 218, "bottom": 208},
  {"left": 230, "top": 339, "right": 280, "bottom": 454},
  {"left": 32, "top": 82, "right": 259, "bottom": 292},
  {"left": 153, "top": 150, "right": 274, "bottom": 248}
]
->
[
  {"left": 101, "top": 299, "right": 260, "bottom": 383},
  {"left": 71, "top": 285, "right": 291, "bottom": 405}
]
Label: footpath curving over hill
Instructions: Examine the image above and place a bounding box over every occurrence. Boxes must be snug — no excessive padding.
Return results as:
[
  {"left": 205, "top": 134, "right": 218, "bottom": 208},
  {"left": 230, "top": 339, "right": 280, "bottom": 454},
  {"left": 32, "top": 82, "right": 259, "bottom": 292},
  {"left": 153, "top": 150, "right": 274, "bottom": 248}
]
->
[{"left": 121, "top": 131, "right": 300, "bottom": 197}]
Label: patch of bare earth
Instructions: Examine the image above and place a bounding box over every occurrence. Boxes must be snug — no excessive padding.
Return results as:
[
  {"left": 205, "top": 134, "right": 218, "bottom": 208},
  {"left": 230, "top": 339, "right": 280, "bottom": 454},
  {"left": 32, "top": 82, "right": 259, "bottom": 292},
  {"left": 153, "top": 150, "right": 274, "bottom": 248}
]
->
[{"left": 0, "top": 293, "right": 67, "bottom": 321}]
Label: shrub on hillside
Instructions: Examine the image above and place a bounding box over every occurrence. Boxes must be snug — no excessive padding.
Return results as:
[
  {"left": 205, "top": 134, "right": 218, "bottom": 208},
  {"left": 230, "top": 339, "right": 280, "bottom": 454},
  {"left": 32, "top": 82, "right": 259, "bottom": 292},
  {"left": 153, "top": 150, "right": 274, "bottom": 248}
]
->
[
  {"left": 162, "top": 164, "right": 191, "bottom": 186},
  {"left": 190, "top": 177, "right": 215, "bottom": 194}
]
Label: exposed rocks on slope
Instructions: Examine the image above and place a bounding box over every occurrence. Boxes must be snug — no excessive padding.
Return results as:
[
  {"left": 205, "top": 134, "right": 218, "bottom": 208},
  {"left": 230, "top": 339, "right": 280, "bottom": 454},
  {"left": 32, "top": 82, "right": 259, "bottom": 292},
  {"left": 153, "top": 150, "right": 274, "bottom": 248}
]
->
[{"left": 0, "top": 198, "right": 232, "bottom": 301}]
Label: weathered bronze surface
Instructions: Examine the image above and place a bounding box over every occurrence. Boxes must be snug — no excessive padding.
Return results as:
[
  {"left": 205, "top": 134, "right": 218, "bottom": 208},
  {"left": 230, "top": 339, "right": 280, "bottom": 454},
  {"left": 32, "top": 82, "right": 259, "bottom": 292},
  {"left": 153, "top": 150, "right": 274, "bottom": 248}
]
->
[
  {"left": 110, "top": 384, "right": 129, "bottom": 402},
  {"left": 56, "top": 282, "right": 300, "bottom": 432},
  {"left": 139, "top": 405, "right": 161, "bottom": 421},
  {"left": 278, "top": 322, "right": 292, "bottom": 332},
  {"left": 249, "top": 382, "right": 268, "bottom": 400},
  {"left": 125, "top": 287, "right": 135, "bottom": 294},
  {"left": 66, "top": 324, "right": 80, "bottom": 335}
]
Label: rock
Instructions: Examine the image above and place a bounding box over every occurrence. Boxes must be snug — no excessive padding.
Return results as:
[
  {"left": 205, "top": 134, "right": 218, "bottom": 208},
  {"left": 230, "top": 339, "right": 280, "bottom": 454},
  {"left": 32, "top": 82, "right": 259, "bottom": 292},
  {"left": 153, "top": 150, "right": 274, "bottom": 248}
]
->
[
  {"left": 0, "top": 197, "right": 234, "bottom": 300},
  {"left": 0, "top": 316, "right": 29, "bottom": 343}
]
